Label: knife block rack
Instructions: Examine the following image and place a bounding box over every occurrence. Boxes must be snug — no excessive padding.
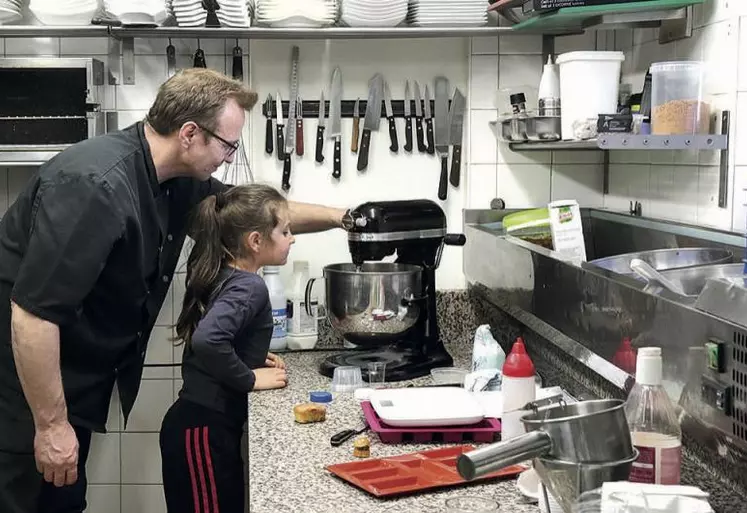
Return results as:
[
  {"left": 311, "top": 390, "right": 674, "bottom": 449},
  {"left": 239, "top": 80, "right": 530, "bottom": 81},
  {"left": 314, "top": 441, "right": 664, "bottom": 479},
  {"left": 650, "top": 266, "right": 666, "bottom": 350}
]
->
[{"left": 263, "top": 100, "right": 450, "bottom": 119}]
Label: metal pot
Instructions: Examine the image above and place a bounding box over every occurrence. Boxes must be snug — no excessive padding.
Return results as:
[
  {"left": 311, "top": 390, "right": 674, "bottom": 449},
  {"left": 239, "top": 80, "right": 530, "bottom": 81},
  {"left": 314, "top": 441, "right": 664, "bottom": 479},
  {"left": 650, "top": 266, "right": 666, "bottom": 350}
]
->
[
  {"left": 306, "top": 263, "right": 422, "bottom": 347},
  {"left": 657, "top": 263, "right": 745, "bottom": 297},
  {"left": 589, "top": 247, "right": 733, "bottom": 276}
]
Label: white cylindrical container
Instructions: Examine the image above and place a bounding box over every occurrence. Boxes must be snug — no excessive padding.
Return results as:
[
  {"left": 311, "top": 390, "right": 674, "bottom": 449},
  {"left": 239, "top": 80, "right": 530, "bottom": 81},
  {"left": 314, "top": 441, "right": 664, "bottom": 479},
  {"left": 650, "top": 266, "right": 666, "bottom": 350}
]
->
[
  {"left": 556, "top": 51, "right": 625, "bottom": 140},
  {"left": 501, "top": 337, "right": 536, "bottom": 440},
  {"left": 263, "top": 266, "right": 287, "bottom": 351},
  {"left": 286, "top": 260, "right": 319, "bottom": 350}
]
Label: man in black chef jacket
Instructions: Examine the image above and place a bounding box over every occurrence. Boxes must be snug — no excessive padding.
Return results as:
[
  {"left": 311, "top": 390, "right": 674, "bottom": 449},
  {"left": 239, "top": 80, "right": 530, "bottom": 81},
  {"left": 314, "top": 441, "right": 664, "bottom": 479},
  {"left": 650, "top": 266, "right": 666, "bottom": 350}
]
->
[{"left": 0, "top": 68, "right": 356, "bottom": 513}]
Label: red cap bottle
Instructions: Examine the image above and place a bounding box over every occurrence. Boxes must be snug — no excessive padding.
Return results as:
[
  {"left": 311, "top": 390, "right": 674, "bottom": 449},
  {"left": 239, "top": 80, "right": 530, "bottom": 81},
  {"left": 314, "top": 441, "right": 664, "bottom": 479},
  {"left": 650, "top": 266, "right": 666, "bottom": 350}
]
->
[
  {"left": 502, "top": 337, "right": 536, "bottom": 378},
  {"left": 613, "top": 337, "right": 637, "bottom": 375}
]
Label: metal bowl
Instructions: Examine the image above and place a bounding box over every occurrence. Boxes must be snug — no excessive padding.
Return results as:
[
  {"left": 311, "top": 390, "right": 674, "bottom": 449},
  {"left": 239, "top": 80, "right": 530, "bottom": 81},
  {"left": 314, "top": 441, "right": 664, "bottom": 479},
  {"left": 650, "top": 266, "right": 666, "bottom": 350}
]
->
[
  {"left": 322, "top": 262, "right": 422, "bottom": 347},
  {"left": 589, "top": 247, "right": 733, "bottom": 276},
  {"left": 657, "top": 263, "right": 745, "bottom": 297}
]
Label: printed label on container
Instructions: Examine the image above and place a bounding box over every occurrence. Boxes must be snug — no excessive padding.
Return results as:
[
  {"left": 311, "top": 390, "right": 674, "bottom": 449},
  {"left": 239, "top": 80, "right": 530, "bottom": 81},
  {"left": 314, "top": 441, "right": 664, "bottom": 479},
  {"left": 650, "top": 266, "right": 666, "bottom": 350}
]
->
[
  {"left": 288, "top": 300, "right": 318, "bottom": 335},
  {"left": 271, "top": 308, "right": 287, "bottom": 338},
  {"left": 629, "top": 443, "right": 681, "bottom": 485}
]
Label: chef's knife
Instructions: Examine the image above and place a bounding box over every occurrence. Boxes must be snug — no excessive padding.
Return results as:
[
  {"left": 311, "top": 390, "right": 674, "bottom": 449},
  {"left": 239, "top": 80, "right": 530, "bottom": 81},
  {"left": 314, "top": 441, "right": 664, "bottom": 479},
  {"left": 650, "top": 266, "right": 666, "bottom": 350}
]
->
[
  {"left": 328, "top": 67, "right": 342, "bottom": 179},
  {"left": 232, "top": 41, "right": 243, "bottom": 81},
  {"left": 413, "top": 81, "right": 426, "bottom": 153},
  {"left": 315, "top": 90, "right": 326, "bottom": 164},
  {"left": 403, "top": 81, "right": 413, "bottom": 153},
  {"left": 383, "top": 81, "right": 398, "bottom": 153},
  {"left": 351, "top": 97, "right": 360, "bottom": 154},
  {"left": 295, "top": 96, "right": 304, "bottom": 156},
  {"left": 264, "top": 93, "right": 273, "bottom": 155},
  {"left": 434, "top": 76, "right": 450, "bottom": 201},
  {"left": 448, "top": 88, "right": 466, "bottom": 188},
  {"left": 424, "top": 84, "right": 435, "bottom": 155},
  {"left": 275, "top": 91, "right": 284, "bottom": 161},
  {"left": 282, "top": 45, "right": 299, "bottom": 192},
  {"left": 166, "top": 39, "right": 176, "bottom": 78},
  {"left": 357, "top": 74, "right": 383, "bottom": 172}
]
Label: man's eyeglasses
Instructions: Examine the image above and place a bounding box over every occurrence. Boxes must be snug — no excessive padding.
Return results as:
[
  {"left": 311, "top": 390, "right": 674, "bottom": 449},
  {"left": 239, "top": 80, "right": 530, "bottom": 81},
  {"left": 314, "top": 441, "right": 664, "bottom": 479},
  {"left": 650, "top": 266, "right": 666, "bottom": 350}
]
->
[{"left": 196, "top": 124, "right": 240, "bottom": 157}]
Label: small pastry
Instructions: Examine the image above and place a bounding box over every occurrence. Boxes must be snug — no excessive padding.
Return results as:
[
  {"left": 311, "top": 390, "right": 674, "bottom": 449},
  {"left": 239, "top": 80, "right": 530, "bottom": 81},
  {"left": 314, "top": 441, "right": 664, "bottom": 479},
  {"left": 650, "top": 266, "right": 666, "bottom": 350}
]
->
[
  {"left": 353, "top": 436, "right": 370, "bottom": 458},
  {"left": 293, "top": 402, "right": 326, "bottom": 424}
]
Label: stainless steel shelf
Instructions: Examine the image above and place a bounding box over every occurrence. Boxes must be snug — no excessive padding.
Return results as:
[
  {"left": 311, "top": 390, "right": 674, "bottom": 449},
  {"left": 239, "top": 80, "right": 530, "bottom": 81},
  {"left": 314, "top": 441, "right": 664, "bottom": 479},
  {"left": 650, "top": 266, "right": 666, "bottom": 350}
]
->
[
  {"left": 508, "top": 134, "right": 728, "bottom": 152},
  {"left": 508, "top": 139, "right": 598, "bottom": 151},
  {"left": 0, "top": 25, "right": 110, "bottom": 37},
  {"left": 0, "top": 146, "right": 70, "bottom": 166}
]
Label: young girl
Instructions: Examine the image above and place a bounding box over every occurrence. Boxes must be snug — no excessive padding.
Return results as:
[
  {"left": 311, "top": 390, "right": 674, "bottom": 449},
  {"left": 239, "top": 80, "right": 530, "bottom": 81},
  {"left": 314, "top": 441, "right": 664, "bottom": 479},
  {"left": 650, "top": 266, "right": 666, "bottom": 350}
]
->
[{"left": 160, "top": 184, "right": 293, "bottom": 513}]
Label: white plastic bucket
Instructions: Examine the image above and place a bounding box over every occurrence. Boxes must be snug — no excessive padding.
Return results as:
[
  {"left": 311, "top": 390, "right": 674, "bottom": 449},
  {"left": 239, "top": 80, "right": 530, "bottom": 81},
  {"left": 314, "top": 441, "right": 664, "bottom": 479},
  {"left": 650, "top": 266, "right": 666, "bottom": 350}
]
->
[{"left": 556, "top": 51, "right": 625, "bottom": 140}]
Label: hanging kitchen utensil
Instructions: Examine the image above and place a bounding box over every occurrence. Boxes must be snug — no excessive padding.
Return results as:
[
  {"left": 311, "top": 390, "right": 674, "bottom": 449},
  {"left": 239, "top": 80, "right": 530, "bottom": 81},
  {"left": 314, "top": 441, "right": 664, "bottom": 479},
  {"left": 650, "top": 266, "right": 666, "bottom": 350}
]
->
[
  {"left": 448, "top": 88, "right": 466, "bottom": 188},
  {"left": 403, "top": 81, "right": 413, "bottom": 153},
  {"left": 424, "top": 84, "right": 435, "bottom": 155},
  {"left": 383, "top": 81, "right": 398, "bottom": 153},
  {"left": 282, "top": 45, "right": 299, "bottom": 191},
  {"left": 203, "top": 0, "right": 220, "bottom": 27},
  {"left": 275, "top": 91, "right": 284, "bottom": 161},
  {"left": 413, "top": 80, "right": 426, "bottom": 153},
  {"left": 357, "top": 74, "right": 383, "bottom": 172},
  {"left": 434, "top": 76, "right": 450, "bottom": 200},
  {"left": 166, "top": 38, "right": 176, "bottom": 78},
  {"left": 328, "top": 67, "right": 342, "bottom": 180},
  {"left": 315, "top": 90, "right": 326, "bottom": 163},
  {"left": 222, "top": 130, "right": 254, "bottom": 185},
  {"left": 231, "top": 39, "right": 243, "bottom": 81},
  {"left": 264, "top": 93, "right": 273, "bottom": 155},
  {"left": 351, "top": 97, "right": 360, "bottom": 154},
  {"left": 193, "top": 41, "right": 206, "bottom": 68},
  {"left": 296, "top": 96, "right": 304, "bottom": 156}
]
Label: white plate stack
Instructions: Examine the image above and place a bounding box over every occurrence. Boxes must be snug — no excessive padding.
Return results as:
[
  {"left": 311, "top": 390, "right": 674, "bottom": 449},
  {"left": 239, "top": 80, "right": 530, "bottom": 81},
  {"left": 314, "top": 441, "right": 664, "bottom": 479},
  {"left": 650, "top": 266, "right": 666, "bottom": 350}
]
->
[
  {"left": 216, "top": 0, "right": 250, "bottom": 27},
  {"left": 340, "top": 0, "right": 406, "bottom": 27},
  {"left": 106, "top": 0, "right": 169, "bottom": 26},
  {"left": 407, "top": 0, "right": 488, "bottom": 27},
  {"left": 172, "top": 0, "right": 206, "bottom": 26},
  {"left": 30, "top": 0, "right": 99, "bottom": 25},
  {"left": 254, "top": 0, "right": 337, "bottom": 28}
]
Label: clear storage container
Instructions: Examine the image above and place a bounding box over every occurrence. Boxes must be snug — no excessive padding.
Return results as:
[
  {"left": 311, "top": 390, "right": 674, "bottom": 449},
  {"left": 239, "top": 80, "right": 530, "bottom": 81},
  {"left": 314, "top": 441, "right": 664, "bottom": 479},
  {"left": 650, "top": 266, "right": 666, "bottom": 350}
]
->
[{"left": 650, "top": 61, "right": 709, "bottom": 135}]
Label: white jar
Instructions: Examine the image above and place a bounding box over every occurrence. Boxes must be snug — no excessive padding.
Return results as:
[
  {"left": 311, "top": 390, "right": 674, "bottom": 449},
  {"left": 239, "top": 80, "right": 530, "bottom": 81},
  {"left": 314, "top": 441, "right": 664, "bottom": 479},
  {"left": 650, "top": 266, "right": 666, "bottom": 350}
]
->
[
  {"left": 286, "top": 260, "right": 319, "bottom": 350},
  {"left": 263, "top": 266, "right": 287, "bottom": 351}
]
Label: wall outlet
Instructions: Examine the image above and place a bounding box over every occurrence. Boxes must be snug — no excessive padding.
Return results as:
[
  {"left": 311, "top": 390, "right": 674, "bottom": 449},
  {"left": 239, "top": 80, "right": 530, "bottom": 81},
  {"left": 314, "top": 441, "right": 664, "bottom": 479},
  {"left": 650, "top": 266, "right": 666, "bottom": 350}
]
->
[{"left": 701, "top": 375, "right": 732, "bottom": 415}]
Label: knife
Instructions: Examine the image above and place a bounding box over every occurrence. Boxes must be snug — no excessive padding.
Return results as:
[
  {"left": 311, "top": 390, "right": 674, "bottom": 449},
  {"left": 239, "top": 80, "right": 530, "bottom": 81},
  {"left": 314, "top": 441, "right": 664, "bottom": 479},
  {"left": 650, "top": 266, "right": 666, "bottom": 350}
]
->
[
  {"left": 424, "top": 84, "right": 436, "bottom": 155},
  {"left": 328, "top": 67, "right": 342, "bottom": 180},
  {"left": 264, "top": 93, "right": 273, "bottom": 155},
  {"left": 357, "top": 74, "right": 383, "bottom": 172},
  {"left": 295, "top": 95, "right": 304, "bottom": 157},
  {"left": 282, "top": 45, "right": 299, "bottom": 192},
  {"left": 448, "top": 88, "right": 466, "bottom": 188},
  {"left": 315, "top": 90, "right": 326, "bottom": 164},
  {"left": 403, "top": 81, "right": 413, "bottom": 153},
  {"left": 434, "top": 76, "right": 450, "bottom": 201},
  {"left": 413, "top": 81, "right": 426, "bottom": 153},
  {"left": 275, "top": 91, "right": 284, "bottom": 161},
  {"left": 383, "top": 81, "right": 398, "bottom": 153},
  {"left": 351, "top": 97, "right": 360, "bottom": 154}
]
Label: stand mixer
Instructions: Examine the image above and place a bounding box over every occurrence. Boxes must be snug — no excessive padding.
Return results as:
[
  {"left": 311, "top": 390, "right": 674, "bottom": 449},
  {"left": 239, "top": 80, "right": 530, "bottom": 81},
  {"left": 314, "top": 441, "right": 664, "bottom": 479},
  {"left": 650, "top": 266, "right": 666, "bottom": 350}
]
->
[{"left": 314, "top": 199, "right": 466, "bottom": 381}]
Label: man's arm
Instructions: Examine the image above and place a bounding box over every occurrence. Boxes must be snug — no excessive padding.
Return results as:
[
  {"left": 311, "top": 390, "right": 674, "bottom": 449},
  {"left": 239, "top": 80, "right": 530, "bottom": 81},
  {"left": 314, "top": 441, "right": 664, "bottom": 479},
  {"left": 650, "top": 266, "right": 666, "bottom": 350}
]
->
[{"left": 287, "top": 201, "right": 346, "bottom": 234}]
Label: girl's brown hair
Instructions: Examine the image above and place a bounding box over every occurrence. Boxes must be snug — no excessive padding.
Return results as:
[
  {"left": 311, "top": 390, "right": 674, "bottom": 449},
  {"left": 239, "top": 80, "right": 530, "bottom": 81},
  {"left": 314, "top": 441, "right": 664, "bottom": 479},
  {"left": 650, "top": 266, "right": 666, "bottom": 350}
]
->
[{"left": 175, "top": 184, "right": 287, "bottom": 345}]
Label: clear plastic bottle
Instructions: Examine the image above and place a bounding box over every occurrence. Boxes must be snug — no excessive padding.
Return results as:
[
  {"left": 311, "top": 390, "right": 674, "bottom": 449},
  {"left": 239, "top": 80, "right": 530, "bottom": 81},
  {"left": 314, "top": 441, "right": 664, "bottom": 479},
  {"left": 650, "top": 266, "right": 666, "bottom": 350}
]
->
[
  {"left": 262, "top": 266, "right": 287, "bottom": 351},
  {"left": 624, "top": 347, "right": 682, "bottom": 485},
  {"left": 286, "top": 260, "right": 319, "bottom": 350}
]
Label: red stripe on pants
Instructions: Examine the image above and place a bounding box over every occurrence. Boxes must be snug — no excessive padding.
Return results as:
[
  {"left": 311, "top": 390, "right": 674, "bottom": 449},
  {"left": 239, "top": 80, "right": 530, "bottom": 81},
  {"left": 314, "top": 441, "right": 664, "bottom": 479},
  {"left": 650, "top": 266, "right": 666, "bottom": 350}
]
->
[
  {"left": 185, "top": 428, "right": 201, "bottom": 513},
  {"left": 202, "top": 427, "right": 220, "bottom": 513},
  {"left": 193, "top": 427, "right": 211, "bottom": 513}
]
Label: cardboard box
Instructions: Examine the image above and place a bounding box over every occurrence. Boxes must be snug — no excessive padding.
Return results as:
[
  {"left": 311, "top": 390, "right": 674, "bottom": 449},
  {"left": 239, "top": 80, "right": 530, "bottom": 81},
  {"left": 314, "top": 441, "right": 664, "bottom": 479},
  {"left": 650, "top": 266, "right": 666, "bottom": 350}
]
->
[{"left": 548, "top": 200, "right": 587, "bottom": 264}]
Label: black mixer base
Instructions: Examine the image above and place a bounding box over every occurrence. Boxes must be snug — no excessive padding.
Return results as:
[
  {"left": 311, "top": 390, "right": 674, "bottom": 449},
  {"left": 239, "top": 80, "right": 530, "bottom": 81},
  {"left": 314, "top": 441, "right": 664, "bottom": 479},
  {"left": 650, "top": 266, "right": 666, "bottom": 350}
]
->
[{"left": 319, "top": 343, "right": 454, "bottom": 382}]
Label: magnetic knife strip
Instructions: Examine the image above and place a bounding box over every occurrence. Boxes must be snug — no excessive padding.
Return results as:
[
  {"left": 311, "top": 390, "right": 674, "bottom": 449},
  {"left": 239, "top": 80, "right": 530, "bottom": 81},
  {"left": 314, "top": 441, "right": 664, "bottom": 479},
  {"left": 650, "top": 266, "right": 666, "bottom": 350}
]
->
[{"left": 263, "top": 100, "right": 452, "bottom": 119}]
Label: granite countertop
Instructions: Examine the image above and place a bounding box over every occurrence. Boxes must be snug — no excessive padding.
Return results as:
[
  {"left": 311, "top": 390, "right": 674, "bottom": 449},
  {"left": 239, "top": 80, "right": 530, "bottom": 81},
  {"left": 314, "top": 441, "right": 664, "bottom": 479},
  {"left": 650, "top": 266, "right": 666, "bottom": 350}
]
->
[{"left": 247, "top": 349, "right": 539, "bottom": 513}]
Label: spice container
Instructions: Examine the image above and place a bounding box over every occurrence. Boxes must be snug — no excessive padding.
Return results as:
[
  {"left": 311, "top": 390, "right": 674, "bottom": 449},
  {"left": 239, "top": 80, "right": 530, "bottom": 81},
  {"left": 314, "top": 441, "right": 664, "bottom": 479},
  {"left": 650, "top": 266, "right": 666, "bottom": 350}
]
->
[{"left": 650, "top": 61, "right": 710, "bottom": 135}]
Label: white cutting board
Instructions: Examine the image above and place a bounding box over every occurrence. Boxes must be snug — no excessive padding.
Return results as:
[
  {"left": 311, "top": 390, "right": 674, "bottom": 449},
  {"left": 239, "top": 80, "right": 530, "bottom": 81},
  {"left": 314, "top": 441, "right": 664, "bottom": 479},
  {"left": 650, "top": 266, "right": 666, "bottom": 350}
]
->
[{"left": 369, "top": 387, "right": 485, "bottom": 427}]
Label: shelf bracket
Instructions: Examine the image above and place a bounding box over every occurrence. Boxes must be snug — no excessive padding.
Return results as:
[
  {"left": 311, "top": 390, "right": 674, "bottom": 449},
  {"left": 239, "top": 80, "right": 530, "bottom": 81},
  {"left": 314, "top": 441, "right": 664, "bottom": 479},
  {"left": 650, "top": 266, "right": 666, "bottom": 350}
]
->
[
  {"left": 121, "top": 37, "right": 136, "bottom": 85},
  {"left": 603, "top": 149, "right": 610, "bottom": 195},
  {"left": 718, "top": 110, "right": 730, "bottom": 209},
  {"left": 659, "top": 5, "right": 693, "bottom": 44},
  {"left": 107, "top": 37, "right": 121, "bottom": 85}
]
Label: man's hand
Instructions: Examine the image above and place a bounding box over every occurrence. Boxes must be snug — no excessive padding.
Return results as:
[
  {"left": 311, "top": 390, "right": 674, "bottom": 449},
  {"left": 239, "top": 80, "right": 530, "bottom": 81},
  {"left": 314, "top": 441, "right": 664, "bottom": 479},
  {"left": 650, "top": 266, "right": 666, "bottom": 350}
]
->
[
  {"left": 265, "top": 352, "right": 285, "bottom": 369},
  {"left": 254, "top": 367, "right": 288, "bottom": 390},
  {"left": 34, "top": 420, "right": 79, "bottom": 487}
]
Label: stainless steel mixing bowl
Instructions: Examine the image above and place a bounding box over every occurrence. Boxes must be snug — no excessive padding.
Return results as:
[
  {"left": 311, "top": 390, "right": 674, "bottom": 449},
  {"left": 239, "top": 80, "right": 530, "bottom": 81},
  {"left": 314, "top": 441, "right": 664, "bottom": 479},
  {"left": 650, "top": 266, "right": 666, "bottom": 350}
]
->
[
  {"left": 318, "top": 263, "right": 423, "bottom": 347},
  {"left": 589, "top": 247, "right": 733, "bottom": 276}
]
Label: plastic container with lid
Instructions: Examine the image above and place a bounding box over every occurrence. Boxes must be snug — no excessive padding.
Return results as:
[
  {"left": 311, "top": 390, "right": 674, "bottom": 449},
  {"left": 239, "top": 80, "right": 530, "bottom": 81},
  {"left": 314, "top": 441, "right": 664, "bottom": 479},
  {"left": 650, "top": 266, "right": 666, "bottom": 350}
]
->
[
  {"left": 286, "top": 260, "right": 319, "bottom": 350},
  {"left": 650, "top": 61, "right": 709, "bottom": 135},
  {"left": 501, "top": 337, "right": 536, "bottom": 440},
  {"left": 310, "top": 391, "right": 333, "bottom": 412}
]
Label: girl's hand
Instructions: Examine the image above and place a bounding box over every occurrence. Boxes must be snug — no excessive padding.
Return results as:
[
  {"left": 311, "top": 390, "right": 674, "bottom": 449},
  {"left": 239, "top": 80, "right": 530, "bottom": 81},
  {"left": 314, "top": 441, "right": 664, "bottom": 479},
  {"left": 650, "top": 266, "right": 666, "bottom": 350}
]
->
[
  {"left": 253, "top": 368, "right": 288, "bottom": 390},
  {"left": 265, "top": 352, "right": 285, "bottom": 369}
]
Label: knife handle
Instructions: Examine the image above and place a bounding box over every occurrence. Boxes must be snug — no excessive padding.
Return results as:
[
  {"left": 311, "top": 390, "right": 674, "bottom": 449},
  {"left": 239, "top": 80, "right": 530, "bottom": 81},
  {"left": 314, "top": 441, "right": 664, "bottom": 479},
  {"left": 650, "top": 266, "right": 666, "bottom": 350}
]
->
[
  {"left": 404, "top": 116, "right": 413, "bottom": 152},
  {"left": 315, "top": 125, "right": 325, "bottom": 164},
  {"left": 232, "top": 46, "right": 243, "bottom": 81},
  {"left": 332, "top": 136, "right": 341, "bottom": 180},
  {"left": 450, "top": 144, "right": 462, "bottom": 187},
  {"left": 425, "top": 118, "right": 435, "bottom": 155},
  {"left": 352, "top": 117, "right": 360, "bottom": 153},
  {"left": 282, "top": 153, "right": 291, "bottom": 191},
  {"left": 357, "top": 129, "right": 371, "bottom": 172},
  {"left": 265, "top": 118, "right": 273, "bottom": 155},
  {"left": 276, "top": 125, "right": 284, "bottom": 161},
  {"left": 387, "top": 116, "right": 398, "bottom": 153},
  {"left": 438, "top": 155, "right": 448, "bottom": 201},
  {"left": 416, "top": 118, "right": 426, "bottom": 153},
  {"left": 296, "top": 118, "right": 304, "bottom": 156}
]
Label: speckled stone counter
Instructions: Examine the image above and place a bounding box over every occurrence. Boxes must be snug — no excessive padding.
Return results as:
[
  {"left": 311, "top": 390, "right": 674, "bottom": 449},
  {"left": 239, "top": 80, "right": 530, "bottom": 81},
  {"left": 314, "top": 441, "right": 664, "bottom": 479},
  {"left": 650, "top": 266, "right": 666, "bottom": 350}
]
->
[{"left": 247, "top": 349, "right": 538, "bottom": 513}]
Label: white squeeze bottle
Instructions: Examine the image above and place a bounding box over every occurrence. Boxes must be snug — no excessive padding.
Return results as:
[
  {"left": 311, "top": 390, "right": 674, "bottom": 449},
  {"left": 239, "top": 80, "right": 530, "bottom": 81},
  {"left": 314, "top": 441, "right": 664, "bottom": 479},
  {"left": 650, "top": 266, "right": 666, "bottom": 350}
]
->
[
  {"left": 624, "top": 347, "right": 682, "bottom": 484},
  {"left": 286, "top": 260, "right": 319, "bottom": 350},
  {"left": 262, "top": 266, "right": 287, "bottom": 351},
  {"left": 501, "top": 337, "right": 536, "bottom": 440}
]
